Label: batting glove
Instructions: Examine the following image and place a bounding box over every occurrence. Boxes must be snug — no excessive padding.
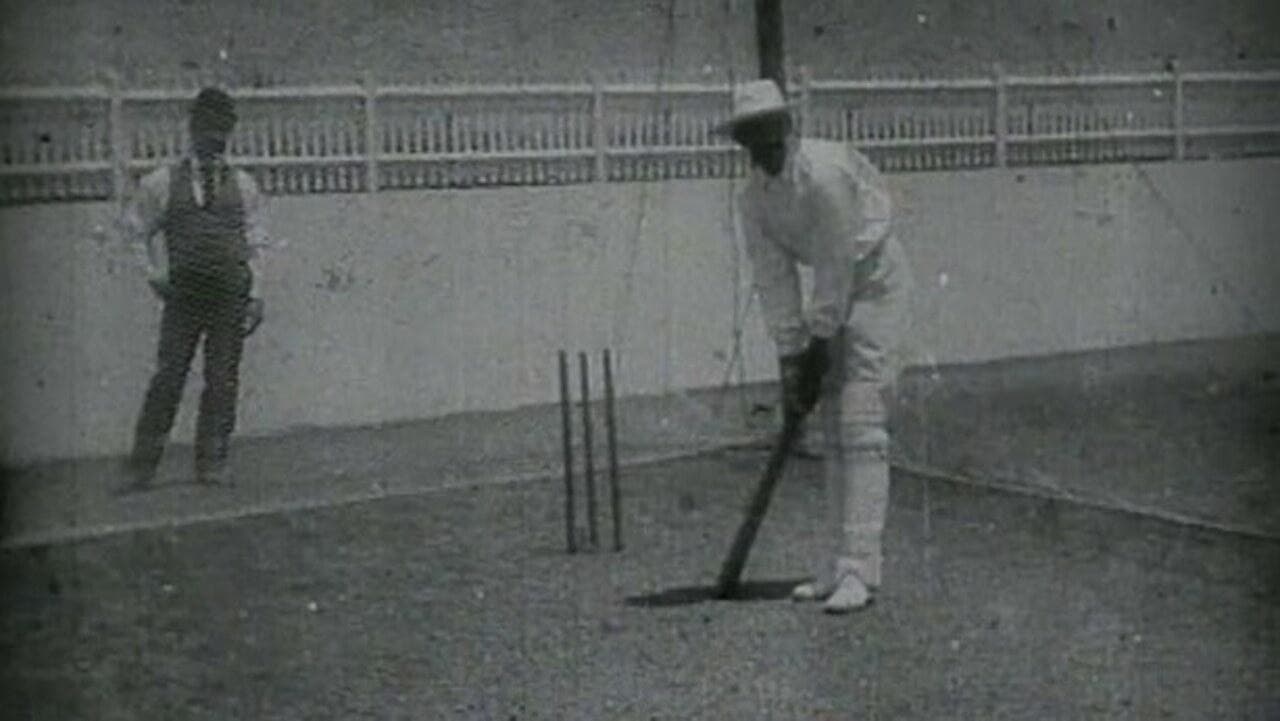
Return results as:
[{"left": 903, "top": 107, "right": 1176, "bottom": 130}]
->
[{"left": 780, "top": 337, "right": 832, "bottom": 419}]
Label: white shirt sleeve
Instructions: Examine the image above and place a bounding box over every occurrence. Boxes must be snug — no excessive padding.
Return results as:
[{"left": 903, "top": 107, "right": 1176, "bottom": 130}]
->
[
  {"left": 850, "top": 149, "right": 892, "bottom": 246},
  {"left": 741, "top": 193, "right": 808, "bottom": 357},
  {"left": 806, "top": 147, "right": 894, "bottom": 338},
  {"left": 805, "top": 176, "right": 860, "bottom": 340},
  {"left": 235, "top": 169, "right": 274, "bottom": 297},
  {"left": 120, "top": 167, "right": 171, "bottom": 281}
]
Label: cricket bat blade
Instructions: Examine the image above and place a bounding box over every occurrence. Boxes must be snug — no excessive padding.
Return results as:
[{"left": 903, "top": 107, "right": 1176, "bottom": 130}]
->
[{"left": 714, "top": 413, "right": 804, "bottom": 599}]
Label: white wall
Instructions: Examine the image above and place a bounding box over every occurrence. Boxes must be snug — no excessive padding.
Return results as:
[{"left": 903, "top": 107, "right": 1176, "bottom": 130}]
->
[
  {"left": 896, "top": 161, "right": 1280, "bottom": 364},
  {"left": 3, "top": 159, "right": 1278, "bottom": 466}
]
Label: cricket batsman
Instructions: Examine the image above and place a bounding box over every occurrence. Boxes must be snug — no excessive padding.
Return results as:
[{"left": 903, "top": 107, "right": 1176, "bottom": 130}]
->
[
  {"left": 119, "top": 87, "right": 274, "bottom": 489},
  {"left": 718, "top": 80, "right": 913, "bottom": 613}
]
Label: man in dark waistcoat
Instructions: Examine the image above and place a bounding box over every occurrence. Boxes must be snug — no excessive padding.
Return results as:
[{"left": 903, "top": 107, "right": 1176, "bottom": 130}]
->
[{"left": 120, "top": 87, "right": 274, "bottom": 489}]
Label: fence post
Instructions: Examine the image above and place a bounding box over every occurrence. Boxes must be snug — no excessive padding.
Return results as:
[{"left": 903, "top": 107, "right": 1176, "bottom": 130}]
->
[
  {"left": 105, "top": 68, "right": 127, "bottom": 205},
  {"left": 363, "top": 71, "right": 379, "bottom": 192},
  {"left": 993, "top": 63, "right": 1008, "bottom": 167},
  {"left": 799, "top": 65, "right": 812, "bottom": 136},
  {"left": 592, "top": 74, "right": 607, "bottom": 183},
  {"left": 1171, "top": 60, "right": 1185, "bottom": 160}
]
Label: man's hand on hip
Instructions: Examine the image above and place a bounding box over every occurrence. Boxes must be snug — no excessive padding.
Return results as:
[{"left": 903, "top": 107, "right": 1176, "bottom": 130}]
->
[
  {"left": 147, "top": 275, "right": 173, "bottom": 301},
  {"left": 243, "top": 297, "right": 265, "bottom": 337}
]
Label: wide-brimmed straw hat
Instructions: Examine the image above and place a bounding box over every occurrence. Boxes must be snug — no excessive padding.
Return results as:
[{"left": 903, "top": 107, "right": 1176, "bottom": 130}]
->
[{"left": 713, "top": 79, "right": 795, "bottom": 136}]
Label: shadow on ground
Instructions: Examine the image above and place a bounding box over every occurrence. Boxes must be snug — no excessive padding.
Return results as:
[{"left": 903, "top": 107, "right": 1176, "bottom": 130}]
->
[{"left": 625, "top": 579, "right": 808, "bottom": 607}]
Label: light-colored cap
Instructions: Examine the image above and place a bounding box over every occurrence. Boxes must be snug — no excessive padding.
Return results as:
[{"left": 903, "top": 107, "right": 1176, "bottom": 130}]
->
[{"left": 714, "top": 79, "right": 793, "bottom": 135}]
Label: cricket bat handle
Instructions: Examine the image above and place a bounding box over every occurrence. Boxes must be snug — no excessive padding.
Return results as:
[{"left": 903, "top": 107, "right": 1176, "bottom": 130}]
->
[{"left": 714, "top": 412, "right": 805, "bottom": 599}]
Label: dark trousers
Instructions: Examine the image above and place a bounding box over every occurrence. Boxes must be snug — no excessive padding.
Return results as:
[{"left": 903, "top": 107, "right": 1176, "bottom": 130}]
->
[{"left": 132, "top": 272, "right": 248, "bottom": 474}]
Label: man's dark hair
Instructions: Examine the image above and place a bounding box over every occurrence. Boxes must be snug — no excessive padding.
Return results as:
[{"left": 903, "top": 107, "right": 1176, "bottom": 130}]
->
[{"left": 190, "top": 87, "right": 237, "bottom": 132}]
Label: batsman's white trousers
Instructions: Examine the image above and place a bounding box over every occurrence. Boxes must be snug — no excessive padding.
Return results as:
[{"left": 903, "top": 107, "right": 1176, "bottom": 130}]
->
[{"left": 814, "top": 234, "right": 912, "bottom": 588}]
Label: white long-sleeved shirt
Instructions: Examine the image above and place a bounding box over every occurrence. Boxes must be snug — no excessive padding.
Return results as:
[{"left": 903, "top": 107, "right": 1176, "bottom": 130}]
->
[
  {"left": 738, "top": 138, "right": 892, "bottom": 356},
  {"left": 119, "top": 156, "right": 273, "bottom": 297}
]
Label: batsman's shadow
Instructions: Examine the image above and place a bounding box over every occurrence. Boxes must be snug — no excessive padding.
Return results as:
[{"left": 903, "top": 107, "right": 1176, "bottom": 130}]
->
[{"left": 625, "top": 578, "right": 808, "bottom": 608}]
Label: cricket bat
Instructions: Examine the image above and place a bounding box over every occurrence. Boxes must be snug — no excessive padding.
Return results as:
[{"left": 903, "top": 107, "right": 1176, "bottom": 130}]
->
[{"left": 714, "top": 411, "right": 805, "bottom": 599}]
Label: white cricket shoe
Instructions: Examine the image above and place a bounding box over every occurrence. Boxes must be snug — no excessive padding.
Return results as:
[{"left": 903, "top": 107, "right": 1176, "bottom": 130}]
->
[
  {"left": 790, "top": 579, "right": 833, "bottom": 602},
  {"left": 822, "top": 570, "right": 872, "bottom": 614}
]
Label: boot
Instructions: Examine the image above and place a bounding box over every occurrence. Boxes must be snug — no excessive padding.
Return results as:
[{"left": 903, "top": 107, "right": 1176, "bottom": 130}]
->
[
  {"left": 119, "top": 439, "right": 164, "bottom": 493},
  {"left": 195, "top": 437, "right": 233, "bottom": 486}
]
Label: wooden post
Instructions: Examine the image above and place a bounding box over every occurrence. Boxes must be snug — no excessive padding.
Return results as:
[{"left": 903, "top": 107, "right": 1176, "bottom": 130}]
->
[
  {"left": 579, "top": 351, "right": 598, "bottom": 549},
  {"left": 105, "top": 69, "right": 127, "bottom": 205},
  {"left": 993, "top": 63, "right": 1008, "bottom": 167},
  {"left": 558, "top": 351, "right": 576, "bottom": 554},
  {"left": 592, "top": 74, "right": 607, "bottom": 183},
  {"left": 1171, "top": 60, "right": 1185, "bottom": 161},
  {"left": 363, "top": 72, "right": 379, "bottom": 192},
  {"left": 799, "top": 65, "right": 812, "bottom": 136},
  {"left": 603, "top": 348, "right": 622, "bottom": 552},
  {"left": 755, "top": 0, "right": 786, "bottom": 92}
]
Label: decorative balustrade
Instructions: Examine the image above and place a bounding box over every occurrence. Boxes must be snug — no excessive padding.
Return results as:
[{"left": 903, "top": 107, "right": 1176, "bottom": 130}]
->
[{"left": 2, "top": 67, "right": 1278, "bottom": 204}]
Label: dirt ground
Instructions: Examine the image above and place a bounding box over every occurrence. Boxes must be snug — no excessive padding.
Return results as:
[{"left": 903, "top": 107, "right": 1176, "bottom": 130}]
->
[
  {"left": 2, "top": 336, "right": 1278, "bottom": 720},
  {"left": 2, "top": 454, "right": 1277, "bottom": 720}
]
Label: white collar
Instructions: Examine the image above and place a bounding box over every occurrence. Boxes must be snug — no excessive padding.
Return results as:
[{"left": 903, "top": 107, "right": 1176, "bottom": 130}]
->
[
  {"left": 188, "top": 155, "right": 228, "bottom": 173},
  {"left": 185, "top": 155, "right": 230, "bottom": 206}
]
